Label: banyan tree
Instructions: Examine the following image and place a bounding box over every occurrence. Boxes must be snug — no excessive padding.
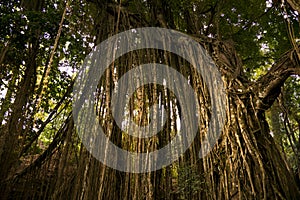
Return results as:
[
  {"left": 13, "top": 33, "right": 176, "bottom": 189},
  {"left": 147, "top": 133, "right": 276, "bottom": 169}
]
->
[{"left": 0, "top": 0, "right": 300, "bottom": 199}]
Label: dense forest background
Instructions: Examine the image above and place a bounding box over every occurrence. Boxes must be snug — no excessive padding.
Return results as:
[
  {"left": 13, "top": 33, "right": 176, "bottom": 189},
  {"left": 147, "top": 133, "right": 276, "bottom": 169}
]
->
[{"left": 0, "top": 0, "right": 300, "bottom": 199}]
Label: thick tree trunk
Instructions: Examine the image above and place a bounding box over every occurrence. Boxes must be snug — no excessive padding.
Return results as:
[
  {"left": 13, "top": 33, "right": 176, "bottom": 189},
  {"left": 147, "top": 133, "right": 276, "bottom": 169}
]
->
[{"left": 203, "top": 40, "right": 300, "bottom": 199}]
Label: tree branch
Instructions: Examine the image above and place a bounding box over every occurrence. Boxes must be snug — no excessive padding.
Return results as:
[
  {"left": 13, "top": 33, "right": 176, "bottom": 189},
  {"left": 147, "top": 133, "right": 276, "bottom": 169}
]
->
[
  {"left": 286, "top": 0, "right": 300, "bottom": 14},
  {"left": 12, "top": 113, "right": 73, "bottom": 181},
  {"left": 255, "top": 47, "right": 300, "bottom": 110}
]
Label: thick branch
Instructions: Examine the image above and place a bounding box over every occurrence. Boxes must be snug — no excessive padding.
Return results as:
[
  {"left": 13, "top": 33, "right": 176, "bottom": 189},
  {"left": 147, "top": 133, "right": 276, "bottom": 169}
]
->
[
  {"left": 89, "top": 0, "right": 148, "bottom": 28},
  {"left": 287, "top": 0, "right": 300, "bottom": 14},
  {"left": 12, "top": 114, "right": 73, "bottom": 181},
  {"left": 255, "top": 47, "right": 300, "bottom": 110}
]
